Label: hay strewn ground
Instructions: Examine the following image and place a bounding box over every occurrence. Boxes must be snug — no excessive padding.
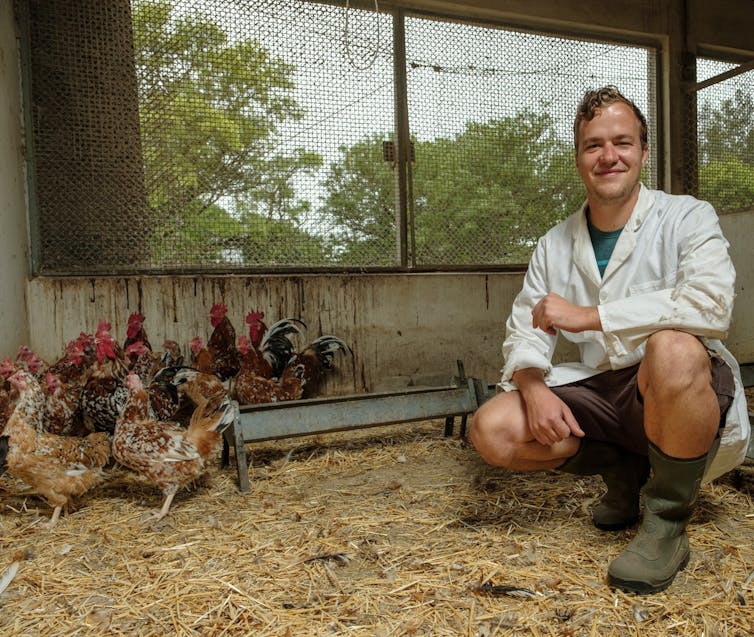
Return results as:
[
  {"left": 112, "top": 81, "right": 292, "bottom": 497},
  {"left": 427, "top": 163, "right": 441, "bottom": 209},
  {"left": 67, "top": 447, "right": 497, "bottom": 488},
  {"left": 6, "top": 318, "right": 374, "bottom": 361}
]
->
[{"left": 0, "top": 416, "right": 752, "bottom": 636}]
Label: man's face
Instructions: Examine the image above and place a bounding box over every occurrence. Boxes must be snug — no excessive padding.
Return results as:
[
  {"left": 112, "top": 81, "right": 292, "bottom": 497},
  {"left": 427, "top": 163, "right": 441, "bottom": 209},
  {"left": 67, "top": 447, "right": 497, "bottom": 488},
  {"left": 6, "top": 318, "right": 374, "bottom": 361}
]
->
[{"left": 575, "top": 102, "right": 648, "bottom": 206}]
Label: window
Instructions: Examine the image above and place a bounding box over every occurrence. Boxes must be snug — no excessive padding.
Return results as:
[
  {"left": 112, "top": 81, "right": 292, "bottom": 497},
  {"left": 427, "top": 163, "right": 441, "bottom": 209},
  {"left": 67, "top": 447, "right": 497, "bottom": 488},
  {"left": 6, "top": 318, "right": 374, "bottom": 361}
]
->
[
  {"left": 21, "top": 0, "right": 658, "bottom": 274},
  {"left": 697, "top": 58, "right": 754, "bottom": 213}
]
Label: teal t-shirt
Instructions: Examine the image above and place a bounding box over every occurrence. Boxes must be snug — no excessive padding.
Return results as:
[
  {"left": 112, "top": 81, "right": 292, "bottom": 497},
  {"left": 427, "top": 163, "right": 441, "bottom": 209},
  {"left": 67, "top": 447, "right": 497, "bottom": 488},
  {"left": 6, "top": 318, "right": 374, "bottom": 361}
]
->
[{"left": 586, "top": 209, "right": 623, "bottom": 277}]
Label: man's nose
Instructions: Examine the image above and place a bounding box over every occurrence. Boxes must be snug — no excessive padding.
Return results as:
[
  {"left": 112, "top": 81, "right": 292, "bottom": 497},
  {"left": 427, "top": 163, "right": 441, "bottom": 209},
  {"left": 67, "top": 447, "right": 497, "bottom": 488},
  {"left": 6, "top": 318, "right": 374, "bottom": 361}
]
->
[{"left": 599, "top": 143, "right": 618, "bottom": 163}]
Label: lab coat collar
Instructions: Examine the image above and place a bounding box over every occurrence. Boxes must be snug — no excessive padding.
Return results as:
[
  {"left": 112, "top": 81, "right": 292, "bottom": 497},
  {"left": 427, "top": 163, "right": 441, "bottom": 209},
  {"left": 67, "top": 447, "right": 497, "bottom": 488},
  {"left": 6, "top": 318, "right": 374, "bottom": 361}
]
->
[{"left": 571, "top": 184, "right": 656, "bottom": 286}]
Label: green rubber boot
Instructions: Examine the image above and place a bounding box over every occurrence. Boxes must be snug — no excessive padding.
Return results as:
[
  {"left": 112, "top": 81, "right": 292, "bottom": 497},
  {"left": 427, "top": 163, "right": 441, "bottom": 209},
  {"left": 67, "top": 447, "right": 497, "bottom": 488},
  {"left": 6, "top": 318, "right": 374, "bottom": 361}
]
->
[
  {"left": 559, "top": 439, "right": 649, "bottom": 531},
  {"left": 607, "top": 443, "right": 707, "bottom": 594}
]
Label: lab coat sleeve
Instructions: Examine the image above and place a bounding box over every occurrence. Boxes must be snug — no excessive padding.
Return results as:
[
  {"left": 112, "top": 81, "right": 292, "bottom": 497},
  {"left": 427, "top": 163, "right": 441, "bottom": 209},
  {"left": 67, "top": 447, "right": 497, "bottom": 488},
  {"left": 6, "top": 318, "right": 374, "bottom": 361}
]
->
[
  {"left": 501, "top": 236, "right": 558, "bottom": 385},
  {"left": 598, "top": 200, "right": 735, "bottom": 362}
]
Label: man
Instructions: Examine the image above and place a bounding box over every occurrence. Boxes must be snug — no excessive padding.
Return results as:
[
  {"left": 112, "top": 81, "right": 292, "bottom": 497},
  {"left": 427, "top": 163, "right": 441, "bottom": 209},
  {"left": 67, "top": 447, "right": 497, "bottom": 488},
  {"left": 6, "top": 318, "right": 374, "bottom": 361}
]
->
[{"left": 469, "top": 86, "right": 750, "bottom": 595}]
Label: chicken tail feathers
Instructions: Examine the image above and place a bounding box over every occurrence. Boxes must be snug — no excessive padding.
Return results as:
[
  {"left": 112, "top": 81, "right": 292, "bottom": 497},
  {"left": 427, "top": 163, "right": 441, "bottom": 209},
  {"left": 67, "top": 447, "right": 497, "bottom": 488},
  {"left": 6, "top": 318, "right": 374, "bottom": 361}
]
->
[
  {"left": 308, "top": 335, "right": 350, "bottom": 370},
  {"left": 186, "top": 394, "right": 236, "bottom": 442},
  {"left": 261, "top": 318, "right": 307, "bottom": 376}
]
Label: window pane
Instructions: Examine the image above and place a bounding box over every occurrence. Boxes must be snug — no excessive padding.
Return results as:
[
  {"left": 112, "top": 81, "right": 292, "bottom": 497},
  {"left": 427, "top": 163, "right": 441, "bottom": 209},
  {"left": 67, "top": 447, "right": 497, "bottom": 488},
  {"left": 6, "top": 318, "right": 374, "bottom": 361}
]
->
[{"left": 405, "top": 16, "right": 658, "bottom": 265}]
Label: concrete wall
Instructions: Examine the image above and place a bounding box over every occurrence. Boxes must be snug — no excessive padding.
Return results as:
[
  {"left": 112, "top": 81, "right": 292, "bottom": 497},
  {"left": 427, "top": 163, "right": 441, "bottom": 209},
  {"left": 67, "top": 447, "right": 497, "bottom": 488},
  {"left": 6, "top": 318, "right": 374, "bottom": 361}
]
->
[{"left": 25, "top": 273, "right": 520, "bottom": 392}]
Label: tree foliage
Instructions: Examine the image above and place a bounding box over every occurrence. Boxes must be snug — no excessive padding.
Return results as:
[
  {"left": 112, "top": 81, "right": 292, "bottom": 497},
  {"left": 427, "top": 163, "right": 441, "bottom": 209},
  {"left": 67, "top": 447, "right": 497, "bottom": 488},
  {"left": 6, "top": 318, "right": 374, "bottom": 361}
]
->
[
  {"left": 133, "top": 2, "right": 754, "bottom": 268},
  {"left": 322, "top": 112, "right": 583, "bottom": 265},
  {"left": 699, "top": 88, "right": 754, "bottom": 211},
  {"left": 132, "top": 0, "right": 323, "bottom": 265}
]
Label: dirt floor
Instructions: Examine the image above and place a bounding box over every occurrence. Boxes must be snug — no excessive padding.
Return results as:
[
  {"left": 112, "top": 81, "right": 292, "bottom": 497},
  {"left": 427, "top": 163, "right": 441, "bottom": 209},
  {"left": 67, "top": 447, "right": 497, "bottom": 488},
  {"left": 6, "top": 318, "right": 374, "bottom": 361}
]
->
[{"left": 0, "top": 410, "right": 752, "bottom": 637}]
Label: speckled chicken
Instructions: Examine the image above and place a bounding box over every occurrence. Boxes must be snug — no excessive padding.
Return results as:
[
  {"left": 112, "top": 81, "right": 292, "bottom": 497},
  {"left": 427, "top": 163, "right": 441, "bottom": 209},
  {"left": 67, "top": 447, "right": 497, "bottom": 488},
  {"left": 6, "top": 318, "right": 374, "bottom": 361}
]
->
[
  {"left": 3, "top": 370, "right": 111, "bottom": 527},
  {"left": 113, "top": 372, "right": 234, "bottom": 519},
  {"left": 80, "top": 321, "right": 129, "bottom": 434}
]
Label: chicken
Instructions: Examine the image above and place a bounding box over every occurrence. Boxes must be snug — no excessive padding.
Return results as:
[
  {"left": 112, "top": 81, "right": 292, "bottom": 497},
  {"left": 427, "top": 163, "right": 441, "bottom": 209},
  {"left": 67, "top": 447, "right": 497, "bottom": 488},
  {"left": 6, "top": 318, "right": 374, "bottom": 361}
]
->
[
  {"left": 189, "top": 337, "right": 214, "bottom": 375},
  {"left": 160, "top": 339, "right": 184, "bottom": 368},
  {"left": 47, "top": 333, "right": 98, "bottom": 384},
  {"left": 113, "top": 371, "right": 234, "bottom": 519},
  {"left": 123, "top": 311, "right": 152, "bottom": 351},
  {"left": 0, "top": 435, "right": 8, "bottom": 475},
  {"left": 40, "top": 370, "right": 89, "bottom": 437},
  {"left": 3, "top": 370, "right": 110, "bottom": 527},
  {"left": 235, "top": 313, "right": 306, "bottom": 382},
  {"left": 80, "top": 321, "right": 130, "bottom": 434},
  {"left": 165, "top": 367, "right": 229, "bottom": 403},
  {"left": 231, "top": 361, "right": 307, "bottom": 404},
  {"left": 206, "top": 303, "right": 241, "bottom": 381},
  {"left": 231, "top": 312, "right": 349, "bottom": 404},
  {"left": 125, "top": 340, "right": 161, "bottom": 383},
  {"left": 154, "top": 366, "right": 228, "bottom": 426},
  {"left": 287, "top": 335, "right": 350, "bottom": 398},
  {"left": 15, "top": 345, "right": 47, "bottom": 377}
]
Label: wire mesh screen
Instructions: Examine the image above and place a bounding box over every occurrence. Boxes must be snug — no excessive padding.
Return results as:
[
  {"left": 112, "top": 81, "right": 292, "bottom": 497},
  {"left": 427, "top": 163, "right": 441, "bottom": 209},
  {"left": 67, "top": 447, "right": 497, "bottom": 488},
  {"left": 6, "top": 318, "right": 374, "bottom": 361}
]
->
[
  {"left": 25, "top": 0, "right": 150, "bottom": 274},
  {"left": 405, "top": 17, "right": 658, "bottom": 265},
  {"left": 697, "top": 59, "right": 754, "bottom": 213},
  {"left": 24, "top": 0, "right": 658, "bottom": 274}
]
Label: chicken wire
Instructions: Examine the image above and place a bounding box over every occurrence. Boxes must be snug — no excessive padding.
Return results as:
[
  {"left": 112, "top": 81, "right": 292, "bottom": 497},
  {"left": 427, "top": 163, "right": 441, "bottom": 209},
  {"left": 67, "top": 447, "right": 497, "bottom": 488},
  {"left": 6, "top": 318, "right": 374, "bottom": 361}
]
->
[
  {"left": 404, "top": 17, "right": 658, "bottom": 265},
  {"left": 696, "top": 59, "right": 754, "bottom": 214},
  {"left": 22, "top": 0, "right": 659, "bottom": 274}
]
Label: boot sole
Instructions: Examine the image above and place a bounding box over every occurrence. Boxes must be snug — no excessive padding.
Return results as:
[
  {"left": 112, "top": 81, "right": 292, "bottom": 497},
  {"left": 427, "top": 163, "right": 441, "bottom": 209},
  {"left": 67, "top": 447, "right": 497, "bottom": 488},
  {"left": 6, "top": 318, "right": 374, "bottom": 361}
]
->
[{"left": 607, "top": 553, "right": 690, "bottom": 594}]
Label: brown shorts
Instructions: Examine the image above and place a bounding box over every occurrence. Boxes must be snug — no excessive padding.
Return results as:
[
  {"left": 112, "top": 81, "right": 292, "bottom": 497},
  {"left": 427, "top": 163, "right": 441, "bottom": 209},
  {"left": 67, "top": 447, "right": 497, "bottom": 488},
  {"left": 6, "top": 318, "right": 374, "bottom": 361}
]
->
[{"left": 550, "top": 354, "right": 735, "bottom": 455}]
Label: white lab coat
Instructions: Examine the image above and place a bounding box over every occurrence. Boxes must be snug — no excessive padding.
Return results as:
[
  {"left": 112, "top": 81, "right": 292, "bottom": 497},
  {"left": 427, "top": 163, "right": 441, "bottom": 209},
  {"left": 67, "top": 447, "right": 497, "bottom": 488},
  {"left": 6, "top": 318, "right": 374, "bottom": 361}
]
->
[{"left": 500, "top": 184, "right": 750, "bottom": 481}]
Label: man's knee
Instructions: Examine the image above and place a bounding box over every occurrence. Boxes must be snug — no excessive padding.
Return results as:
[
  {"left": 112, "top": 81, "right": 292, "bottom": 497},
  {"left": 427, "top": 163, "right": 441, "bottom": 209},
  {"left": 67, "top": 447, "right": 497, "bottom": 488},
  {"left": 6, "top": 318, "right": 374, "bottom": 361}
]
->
[
  {"left": 469, "top": 396, "right": 519, "bottom": 468},
  {"left": 640, "top": 330, "right": 710, "bottom": 394}
]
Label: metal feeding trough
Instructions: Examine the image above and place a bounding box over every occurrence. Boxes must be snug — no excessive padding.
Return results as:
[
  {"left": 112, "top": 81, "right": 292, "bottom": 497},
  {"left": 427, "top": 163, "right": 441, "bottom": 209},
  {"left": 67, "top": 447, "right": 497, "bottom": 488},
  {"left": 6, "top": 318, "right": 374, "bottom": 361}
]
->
[{"left": 222, "top": 361, "right": 493, "bottom": 491}]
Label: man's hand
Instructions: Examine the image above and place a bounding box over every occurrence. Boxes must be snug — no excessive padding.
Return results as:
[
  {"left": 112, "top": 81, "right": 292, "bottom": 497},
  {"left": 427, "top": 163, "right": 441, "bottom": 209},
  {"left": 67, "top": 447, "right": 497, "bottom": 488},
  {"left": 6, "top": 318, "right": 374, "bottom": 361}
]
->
[
  {"left": 513, "top": 368, "right": 585, "bottom": 446},
  {"left": 532, "top": 292, "right": 602, "bottom": 335}
]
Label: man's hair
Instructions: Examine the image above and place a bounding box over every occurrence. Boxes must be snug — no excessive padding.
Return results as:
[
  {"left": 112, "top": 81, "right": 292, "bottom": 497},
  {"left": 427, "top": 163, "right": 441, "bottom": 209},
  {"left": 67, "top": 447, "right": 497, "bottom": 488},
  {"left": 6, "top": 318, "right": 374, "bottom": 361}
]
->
[{"left": 573, "top": 85, "right": 648, "bottom": 151}]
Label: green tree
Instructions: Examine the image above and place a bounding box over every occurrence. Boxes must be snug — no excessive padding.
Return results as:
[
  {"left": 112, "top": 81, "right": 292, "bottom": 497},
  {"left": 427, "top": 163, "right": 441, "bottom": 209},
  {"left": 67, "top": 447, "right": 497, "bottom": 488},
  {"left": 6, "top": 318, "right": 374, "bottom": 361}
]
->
[
  {"left": 321, "top": 112, "right": 583, "bottom": 265},
  {"left": 320, "top": 134, "right": 398, "bottom": 266},
  {"left": 132, "top": 1, "right": 323, "bottom": 265},
  {"left": 699, "top": 88, "right": 754, "bottom": 164},
  {"left": 699, "top": 88, "right": 754, "bottom": 211}
]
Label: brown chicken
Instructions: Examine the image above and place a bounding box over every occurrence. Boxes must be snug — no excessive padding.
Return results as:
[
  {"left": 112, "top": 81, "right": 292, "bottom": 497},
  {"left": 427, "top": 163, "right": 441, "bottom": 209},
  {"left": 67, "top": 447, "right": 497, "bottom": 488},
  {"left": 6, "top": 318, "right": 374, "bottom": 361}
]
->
[
  {"left": 231, "top": 361, "right": 307, "bottom": 404},
  {"left": 113, "top": 372, "right": 234, "bottom": 519},
  {"left": 3, "top": 370, "right": 110, "bottom": 527},
  {"left": 189, "top": 337, "right": 214, "bottom": 375},
  {"left": 206, "top": 303, "right": 241, "bottom": 381},
  {"left": 166, "top": 367, "right": 229, "bottom": 403},
  {"left": 231, "top": 310, "right": 349, "bottom": 404},
  {"left": 286, "top": 335, "right": 350, "bottom": 398},
  {"left": 40, "top": 370, "right": 89, "bottom": 437},
  {"left": 123, "top": 312, "right": 152, "bottom": 352},
  {"left": 240, "top": 312, "right": 306, "bottom": 380},
  {"left": 15, "top": 345, "right": 47, "bottom": 377},
  {"left": 125, "top": 340, "right": 162, "bottom": 383},
  {"left": 160, "top": 339, "right": 184, "bottom": 368},
  {"left": 154, "top": 366, "right": 228, "bottom": 425}
]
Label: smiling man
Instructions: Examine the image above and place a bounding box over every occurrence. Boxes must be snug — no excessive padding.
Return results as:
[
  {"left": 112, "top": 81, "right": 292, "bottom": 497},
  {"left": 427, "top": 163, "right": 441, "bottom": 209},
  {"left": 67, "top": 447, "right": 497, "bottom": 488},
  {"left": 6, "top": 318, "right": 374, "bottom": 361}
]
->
[{"left": 469, "top": 86, "right": 751, "bottom": 594}]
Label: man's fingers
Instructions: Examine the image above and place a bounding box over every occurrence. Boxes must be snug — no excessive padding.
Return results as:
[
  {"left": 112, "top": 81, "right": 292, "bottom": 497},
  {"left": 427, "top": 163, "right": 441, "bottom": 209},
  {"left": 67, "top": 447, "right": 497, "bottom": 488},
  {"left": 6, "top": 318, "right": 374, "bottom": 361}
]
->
[{"left": 564, "top": 411, "right": 585, "bottom": 438}]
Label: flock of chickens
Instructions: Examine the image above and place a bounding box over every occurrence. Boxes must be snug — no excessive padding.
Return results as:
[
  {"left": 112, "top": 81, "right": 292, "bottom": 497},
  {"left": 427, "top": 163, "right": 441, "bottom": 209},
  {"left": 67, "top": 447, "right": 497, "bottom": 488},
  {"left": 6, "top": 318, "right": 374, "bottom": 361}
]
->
[{"left": 0, "top": 304, "right": 349, "bottom": 527}]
